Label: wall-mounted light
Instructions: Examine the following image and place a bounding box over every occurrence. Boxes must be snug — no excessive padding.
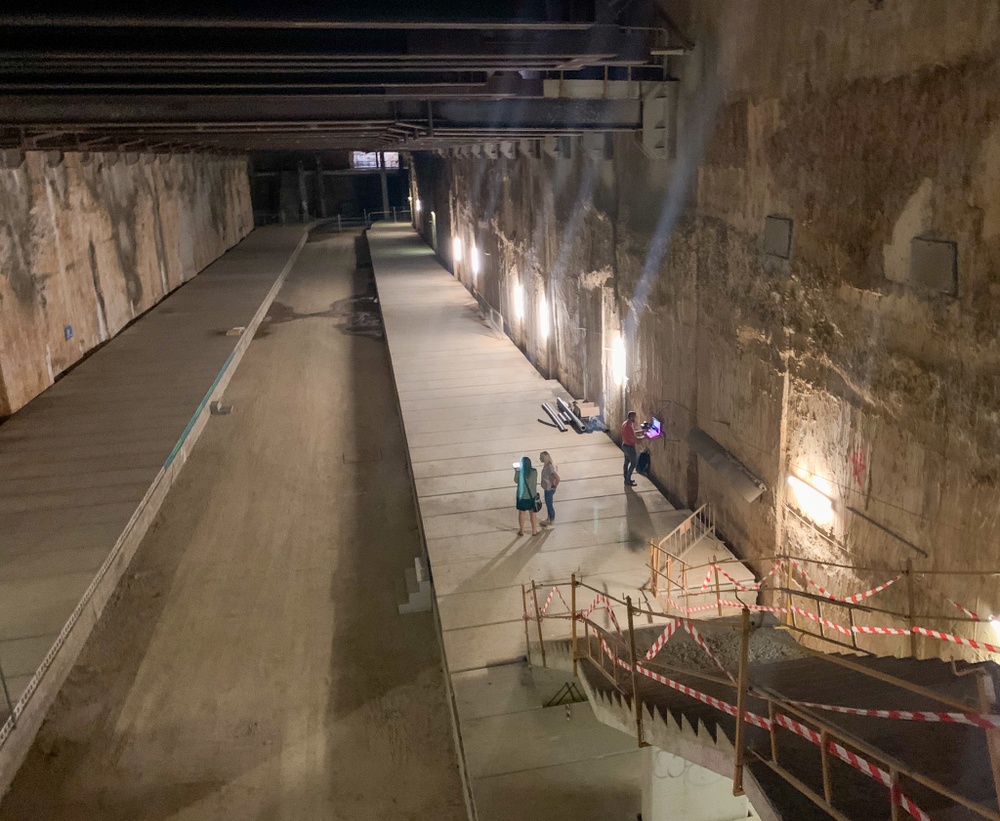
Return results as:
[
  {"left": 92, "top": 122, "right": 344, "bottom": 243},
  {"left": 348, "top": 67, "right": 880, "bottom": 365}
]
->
[
  {"left": 415, "top": 198, "right": 422, "bottom": 213},
  {"left": 452, "top": 235, "right": 463, "bottom": 263},
  {"left": 470, "top": 243, "right": 480, "bottom": 278},
  {"left": 787, "top": 475, "right": 834, "bottom": 526},
  {"left": 539, "top": 294, "right": 550, "bottom": 341},
  {"left": 513, "top": 282, "right": 525, "bottom": 320},
  {"left": 611, "top": 336, "right": 627, "bottom": 387}
]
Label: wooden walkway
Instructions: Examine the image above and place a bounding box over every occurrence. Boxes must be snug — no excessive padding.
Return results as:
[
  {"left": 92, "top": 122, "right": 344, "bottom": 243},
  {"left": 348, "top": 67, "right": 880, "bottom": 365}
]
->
[{"left": 369, "top": 223, "right": 753, "bottom": 821}]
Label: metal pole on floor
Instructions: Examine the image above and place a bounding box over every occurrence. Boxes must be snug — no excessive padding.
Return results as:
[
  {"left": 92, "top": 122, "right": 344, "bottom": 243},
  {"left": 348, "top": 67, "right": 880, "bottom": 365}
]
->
[
  {"left": 626, "top": 596, "right": 645, "bottom": 747},
  {"left": 733, "top": 607, "right": 752, "bottom": 796},
  {"left": 521, "top": 583, "right": 533, "bottom": 665},
  {"left": 531, "top": 581, "right": 547, "bottom": 668},
  {"left": 905, "top": 558, "right": 918, "bottom": 657},
  {"left": 571, "top": 574, "right": 578, "bottom": 678}
]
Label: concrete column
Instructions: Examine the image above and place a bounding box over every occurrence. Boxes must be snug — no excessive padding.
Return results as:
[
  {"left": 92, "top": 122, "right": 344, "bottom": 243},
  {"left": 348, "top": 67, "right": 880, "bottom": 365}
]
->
[
  {"left": 316, "top": 157, "right": 327, "bottom": 219},
  {"left": 379, "top": 152, "right": 390, "bottom": 217},
  {"left": 297, "top": 161, "right": 310, "bottom": 222}
]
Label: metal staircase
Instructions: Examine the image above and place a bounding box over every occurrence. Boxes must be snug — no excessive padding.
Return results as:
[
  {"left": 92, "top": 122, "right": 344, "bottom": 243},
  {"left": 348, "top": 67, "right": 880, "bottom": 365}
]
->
[{"left": 524, "top": 583, "right": 1000, "bottom": 821}]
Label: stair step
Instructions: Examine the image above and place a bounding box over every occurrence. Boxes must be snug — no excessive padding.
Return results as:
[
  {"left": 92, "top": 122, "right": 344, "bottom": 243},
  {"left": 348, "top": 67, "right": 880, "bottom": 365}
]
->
[
  {"left": 414, "top": 556, "right": 428, "bottom": 583},
  {"left": 398, "top": 558, "right": 433, "bottom": 615}
]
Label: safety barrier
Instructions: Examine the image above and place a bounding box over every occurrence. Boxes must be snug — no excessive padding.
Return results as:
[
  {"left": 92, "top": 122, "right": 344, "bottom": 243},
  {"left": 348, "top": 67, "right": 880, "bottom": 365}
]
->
[
  {"left": 649, "top": 535, "right": 1000, "bottom": 660},
  {"left": 522, "top": 577, "right": 1000, "bottom": 821}
]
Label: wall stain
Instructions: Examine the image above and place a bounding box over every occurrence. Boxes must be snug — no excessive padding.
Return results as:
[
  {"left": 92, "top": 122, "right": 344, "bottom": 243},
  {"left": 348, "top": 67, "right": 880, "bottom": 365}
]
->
[
  {"left": 0, "top": 165, "right": 38, "bottom": 306},
  {"left": 88, "top": 240, "right": 109, "bottom": 339}
]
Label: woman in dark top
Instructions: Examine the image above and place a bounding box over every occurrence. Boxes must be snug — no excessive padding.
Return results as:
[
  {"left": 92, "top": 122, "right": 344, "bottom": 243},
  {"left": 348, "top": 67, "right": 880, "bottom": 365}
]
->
[{"left": 514, "top": 455, "right": 539, "bottom": 536}]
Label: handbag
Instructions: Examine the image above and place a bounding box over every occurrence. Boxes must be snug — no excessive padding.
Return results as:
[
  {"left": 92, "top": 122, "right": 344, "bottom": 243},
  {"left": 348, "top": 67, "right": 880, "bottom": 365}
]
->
[{"left": 534, "top": 493, "right": 543, "bottom": 513}]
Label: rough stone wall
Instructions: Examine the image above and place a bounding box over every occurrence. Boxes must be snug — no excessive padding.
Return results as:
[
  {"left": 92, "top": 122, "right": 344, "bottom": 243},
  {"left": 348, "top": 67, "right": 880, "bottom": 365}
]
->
[
  {"left": 0, "top": 151, "right": 253, "bottom": 417},
  {"left": 411, "top": 0, "right": 1000, "bottom": 654}
]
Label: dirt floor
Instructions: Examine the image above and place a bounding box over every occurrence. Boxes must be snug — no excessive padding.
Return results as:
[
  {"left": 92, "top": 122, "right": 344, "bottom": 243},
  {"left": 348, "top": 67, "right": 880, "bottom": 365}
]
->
[{"left": 0, "top": 231, "right": 468, "bottom": 820}]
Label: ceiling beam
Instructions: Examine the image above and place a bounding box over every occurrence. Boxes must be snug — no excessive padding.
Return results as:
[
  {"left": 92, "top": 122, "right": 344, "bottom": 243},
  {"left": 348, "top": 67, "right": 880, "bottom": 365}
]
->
[{"left": 0, "top": 94, "right": 640, "bottom": 129}]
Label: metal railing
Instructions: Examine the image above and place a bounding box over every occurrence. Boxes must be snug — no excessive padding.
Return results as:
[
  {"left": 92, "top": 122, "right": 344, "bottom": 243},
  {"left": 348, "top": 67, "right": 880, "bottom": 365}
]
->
[
  {"left": 523, "top": 576, "right": 1000, "bottom": 821},
  {"left": 261, "top": 209, "right": 413, "bottom": 231},
  {"left": 647, "top": 509, "right": 1000, "bottom": 661},
  {"left": 648, "top": 502, "right": 717, "bottom": 598}
]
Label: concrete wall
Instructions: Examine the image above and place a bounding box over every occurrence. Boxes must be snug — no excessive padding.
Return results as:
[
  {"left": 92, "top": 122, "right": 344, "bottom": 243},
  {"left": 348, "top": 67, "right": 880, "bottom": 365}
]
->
[
  {"left": 642, "top": 747, "right": 757, "bottom": 821},
  {"left": 0, "top": 150, "right": 252, "bottom": 417},
  {"left": 410, "top": 0, "right": 1000, "bottom": 650}
]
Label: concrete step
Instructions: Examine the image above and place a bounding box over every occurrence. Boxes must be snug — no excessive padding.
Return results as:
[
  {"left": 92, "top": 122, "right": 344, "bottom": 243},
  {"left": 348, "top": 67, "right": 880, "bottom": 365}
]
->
[{"left": 399, "top": 556, "right": 433, "bottom": 615}]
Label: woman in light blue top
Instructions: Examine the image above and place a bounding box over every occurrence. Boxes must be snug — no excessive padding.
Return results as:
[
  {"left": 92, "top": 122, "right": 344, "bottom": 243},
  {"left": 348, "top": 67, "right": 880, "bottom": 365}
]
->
[{"left": 514, "top": 456, "right": 539, "bottom": 536}]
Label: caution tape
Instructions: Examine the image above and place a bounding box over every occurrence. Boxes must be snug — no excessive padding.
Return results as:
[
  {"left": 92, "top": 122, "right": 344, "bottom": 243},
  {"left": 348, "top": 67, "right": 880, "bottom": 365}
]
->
[
  {"left": 773, "top": 713, "right": 932, "bottom": 821},
  {"left": 584, "top": 593, "right": 621, "bottom": 632},
  {"left": 599, "top": 639, "right": 931, "bottom": 819},
  {"left": 915, "top": 578, "right": 982, "bottom": 622},
  {"left": 913, "top": 626, "right": 1000, "bottom": 655},
  {"left": 715, "top": 565, "right": 757, "bottom": 591},
  {"left": 778, "top": 698, "right": 1000, "bottom": 730},
  {"left": 853, "top": 625, "right": 911, "bottom": 636},
  {"left": 758, "top": 560, "right": 786, "bottom": 587},
  {"left": 681, "top": 621, "right": 736, "bottom": 681},
  {"left": 662, "top": 597, "right": 1000, "bottom": 656},
  {"left": 644, "top": 619, "right": 680, "bottom": 661},
  {"left": 539, "top": 585, "right": 571, "bottom": 617},
  {"left": 600, "top": 636, "right": 770, "bottom": 729},
  {"left": 843, "top": 576, "right": 901, "bottom": 604}
]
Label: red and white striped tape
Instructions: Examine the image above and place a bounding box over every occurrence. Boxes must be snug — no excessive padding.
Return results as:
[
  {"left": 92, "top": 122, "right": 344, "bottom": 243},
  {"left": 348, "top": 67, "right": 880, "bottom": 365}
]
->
[
  {"left": 681, "top": 621, "right": 736, "bottom": 681},
  {"left": 915, "top": 578, "right": 982, "bottom": 622},
  {"left": 787, "top": 560, "right": 835, "bottom": 600},
  {"left": 780, "top": 698, "right": 1000, "bottom": 730},
  {"left": 942, "top": 596, "right": 981, "bottom": 622},
  {"left": 773, "top": 713, "right": 932, "bottom": 821},
  {"left": 786, "top": 562, "right": 901, "bottom": 606},
  {"left": 538, "top": 585, "right": 572, "bottom": 617},
  {"left": 758, "top": 560, "right": 786, "bottom": 587},
  {"left": 698, "top": 566, "right": 716, "bottom": 593},
  {"left": 843, "top": 576, "right": 901, "bottom": 604},
  {"left": 894, "top": 787, "right": 933, "bottom": 821},
  {"left": 853, "top": 624, "right": 911, "bottom": 636},
  {"left": 665, "top": 597, "right": 998, "bottom": 657},
  {"left": 913, "top": 626, "right": 1000, "bottom": 655},
  {"left": 584, "top": 593, "right": 622, "bottom": 632},
  {"left": 598, "top": 637, "right": 933, "bottom": 820},
  {"left": 715, "top": 565, "right": 762, "bottom": 592},
  {"left": 604, "top": 639, "right": 771, "bottom": 730},
  {"left": 644, "top": 619, "right": 680, "bottom": 661}
]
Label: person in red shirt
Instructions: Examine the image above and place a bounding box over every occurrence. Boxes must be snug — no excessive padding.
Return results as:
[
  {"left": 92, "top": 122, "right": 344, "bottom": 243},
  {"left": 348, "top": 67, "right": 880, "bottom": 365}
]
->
[{"left": 621, "top": 411, "right": 644, "bottom": 487}]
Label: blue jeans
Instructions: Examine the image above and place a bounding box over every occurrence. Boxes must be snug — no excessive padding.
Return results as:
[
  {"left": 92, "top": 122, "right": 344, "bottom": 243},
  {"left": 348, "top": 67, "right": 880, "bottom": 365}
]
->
[
  {"left": 544, "top": 489, "right": 556, "bottom": 520},
  {"left": 623, "top": 444, "right": 637, "bottom": 483}
]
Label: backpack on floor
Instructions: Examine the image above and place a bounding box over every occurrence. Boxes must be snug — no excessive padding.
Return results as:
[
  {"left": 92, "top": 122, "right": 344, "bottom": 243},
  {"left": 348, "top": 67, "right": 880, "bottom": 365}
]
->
[{"left": 637, "top": 451, "right": 651, "bottom": 475}]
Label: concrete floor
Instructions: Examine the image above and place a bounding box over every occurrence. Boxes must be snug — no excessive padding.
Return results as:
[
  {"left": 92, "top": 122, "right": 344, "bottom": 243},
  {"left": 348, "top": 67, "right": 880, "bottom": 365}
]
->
[
  {"left": 0, "top": 226, "right": 308, "bottom": 705},
  {"left": 369, "top": 223, "right": 752, "bottom": 821},
  {"left": 0, "top": 231, "right": 466, "bottom": 819}
]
